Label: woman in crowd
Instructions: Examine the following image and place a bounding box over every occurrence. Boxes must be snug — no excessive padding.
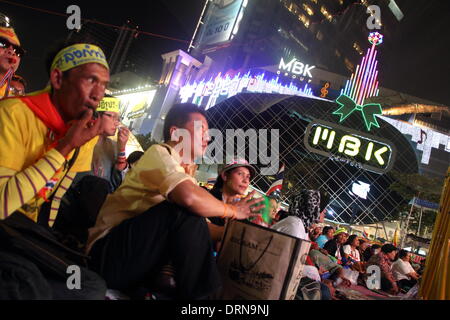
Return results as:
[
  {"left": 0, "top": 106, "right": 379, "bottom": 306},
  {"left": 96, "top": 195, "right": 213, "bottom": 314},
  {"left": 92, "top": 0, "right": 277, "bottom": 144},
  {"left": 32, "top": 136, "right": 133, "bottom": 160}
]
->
[
  {"left": 323, "top": 228, "right": 349, "bottom": 263},
  {"left": 342, "top": 235, "right": 361, "bottom": 264},
  {"left": 208, "top": 159, "right": 257, "bottom": 246}
]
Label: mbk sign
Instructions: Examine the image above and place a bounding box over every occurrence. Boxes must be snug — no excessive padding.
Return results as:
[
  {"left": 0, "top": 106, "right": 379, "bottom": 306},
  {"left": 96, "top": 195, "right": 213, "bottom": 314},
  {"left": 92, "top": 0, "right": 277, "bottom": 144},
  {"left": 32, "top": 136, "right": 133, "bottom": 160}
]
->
[{"left": 278, "top": 57, "right": 315, "bottom": 78}]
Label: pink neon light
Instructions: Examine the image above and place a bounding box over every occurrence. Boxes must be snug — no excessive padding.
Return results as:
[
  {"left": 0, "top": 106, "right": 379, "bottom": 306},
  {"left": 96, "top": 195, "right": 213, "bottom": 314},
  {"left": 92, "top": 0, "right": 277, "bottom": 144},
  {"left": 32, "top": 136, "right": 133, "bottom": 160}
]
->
[
  {"left": 360, "top": 49, "right": 378, "bottom": 105},
  {"left": 370, "top": 75, "right": 379, "bottom": 97},
  {"left": 356, "top": 46, "right": 376, "bottom": 104},
  {"left": 349, "top": 64, "right": 360, "bottom": 99},
  {"left": 351, "top": 55, "right": 367, "bottom": 100},
  {"left": 353, "top": 49, "right": 370, "bottom": 102},
  {"left": 364, "top": 60, "right": 378, "bottom": 104}
]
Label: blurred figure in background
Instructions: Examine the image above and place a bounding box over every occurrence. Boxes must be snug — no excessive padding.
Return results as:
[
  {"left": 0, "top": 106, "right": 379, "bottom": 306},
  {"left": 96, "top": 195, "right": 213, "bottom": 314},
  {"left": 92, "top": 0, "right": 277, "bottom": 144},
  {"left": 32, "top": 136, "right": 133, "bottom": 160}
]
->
[
  {"left": 9, "top": 74, "right": 26, "bottom": 96},
  {"left": 91, "top": 95, "right": 130, "bottom": 192},
  {"left": 0, "top": 26, "right": 23, "bottom": 98},
  {"left": 316, "top": 226, "right": 335, "bottom": 248}
]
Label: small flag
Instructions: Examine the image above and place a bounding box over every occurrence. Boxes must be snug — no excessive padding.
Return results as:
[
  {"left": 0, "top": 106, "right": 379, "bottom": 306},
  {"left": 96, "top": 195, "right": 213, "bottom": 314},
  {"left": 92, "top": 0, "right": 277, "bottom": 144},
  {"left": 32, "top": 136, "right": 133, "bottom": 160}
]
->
[
  {"left": 362, "top": 230, "right": 370, "bottom": 239},
  {"left": 266, "top": 164, "right": 284, "bottom": 196}
]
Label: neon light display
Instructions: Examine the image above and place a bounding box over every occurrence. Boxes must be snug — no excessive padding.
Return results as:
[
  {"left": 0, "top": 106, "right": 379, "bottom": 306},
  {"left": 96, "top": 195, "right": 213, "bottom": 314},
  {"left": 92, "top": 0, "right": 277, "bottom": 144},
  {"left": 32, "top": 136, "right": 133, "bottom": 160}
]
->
[
  {"left": 179, "top": 72, "right": 314, "bottom": 109},
  {"left": 340, "top": 32, "right": 383, "bottom": 106},
  {"left": 304, "top": 119, "right": 395, "bottom": 174},
  {"left": 277, "top": 57, "right": 315, "bottom": 78},
  {"left": 333, "top": 94, "right": 382, "bottom": 131},
  {"left": 380, "top": 116, "right": 450, "bottom": 165}
]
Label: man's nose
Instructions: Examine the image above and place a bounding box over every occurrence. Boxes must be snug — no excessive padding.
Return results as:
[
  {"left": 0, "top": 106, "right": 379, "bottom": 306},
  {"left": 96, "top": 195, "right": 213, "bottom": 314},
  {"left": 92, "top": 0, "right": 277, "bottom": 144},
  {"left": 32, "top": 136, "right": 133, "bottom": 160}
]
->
[{"left": 90, "top": 86, "right": 105, "bottom": 103}]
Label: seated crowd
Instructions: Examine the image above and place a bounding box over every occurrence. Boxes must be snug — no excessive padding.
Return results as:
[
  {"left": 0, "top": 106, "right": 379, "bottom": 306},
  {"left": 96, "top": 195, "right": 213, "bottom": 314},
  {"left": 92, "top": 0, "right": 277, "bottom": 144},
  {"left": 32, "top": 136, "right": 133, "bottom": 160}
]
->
[{"left": 0, "top": 29, "right": 423, "bottom": 300}]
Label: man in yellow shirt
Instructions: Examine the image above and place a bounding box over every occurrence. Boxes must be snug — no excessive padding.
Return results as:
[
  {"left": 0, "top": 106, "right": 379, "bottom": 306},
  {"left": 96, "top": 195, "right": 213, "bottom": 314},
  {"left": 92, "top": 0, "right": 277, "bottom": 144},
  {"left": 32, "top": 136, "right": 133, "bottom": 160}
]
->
[
  {"left": 88, "top": 103, "right": 265, "bottom": 299},
  {"left": 0, "top": 40, "right": 110, "bottom": 299},
  {"left": 0, "top": 27, "right": 23, "bottom": 98}
]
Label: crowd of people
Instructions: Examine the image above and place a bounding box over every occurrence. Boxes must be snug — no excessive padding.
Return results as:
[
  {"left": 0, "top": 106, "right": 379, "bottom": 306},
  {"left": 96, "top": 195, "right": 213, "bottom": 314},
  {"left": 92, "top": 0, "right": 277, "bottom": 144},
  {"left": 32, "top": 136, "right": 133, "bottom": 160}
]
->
[{"left": 0, "top": 25, "right": 425, "bottom": 300}]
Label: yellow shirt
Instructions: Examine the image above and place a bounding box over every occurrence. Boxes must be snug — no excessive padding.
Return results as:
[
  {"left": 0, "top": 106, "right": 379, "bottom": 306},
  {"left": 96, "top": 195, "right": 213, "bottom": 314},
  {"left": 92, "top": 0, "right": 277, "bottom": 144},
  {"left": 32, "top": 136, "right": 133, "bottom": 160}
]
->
[
  {"left": 0, "top": 83, "right": 7, "bottom": 98},
  {"left": 0, "top": 95, "right": 98, "bottom": 225},
  {"left": 87, "top": 143, "right": 197, "bottom": 251}
]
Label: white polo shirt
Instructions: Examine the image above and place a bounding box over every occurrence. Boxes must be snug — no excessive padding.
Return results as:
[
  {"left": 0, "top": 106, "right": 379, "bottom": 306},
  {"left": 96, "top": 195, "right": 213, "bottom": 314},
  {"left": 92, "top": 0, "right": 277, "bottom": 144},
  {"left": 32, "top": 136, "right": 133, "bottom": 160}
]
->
[{"left": 392, "top": 259, "right": 415, "bottom": 281}]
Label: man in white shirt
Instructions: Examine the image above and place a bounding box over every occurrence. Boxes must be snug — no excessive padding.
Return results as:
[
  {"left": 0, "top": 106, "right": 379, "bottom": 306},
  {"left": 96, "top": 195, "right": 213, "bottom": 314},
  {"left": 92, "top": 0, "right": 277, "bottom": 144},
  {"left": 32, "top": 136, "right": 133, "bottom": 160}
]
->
[{"left": 392, "top": 249, "right": 420, "bottom": 291}]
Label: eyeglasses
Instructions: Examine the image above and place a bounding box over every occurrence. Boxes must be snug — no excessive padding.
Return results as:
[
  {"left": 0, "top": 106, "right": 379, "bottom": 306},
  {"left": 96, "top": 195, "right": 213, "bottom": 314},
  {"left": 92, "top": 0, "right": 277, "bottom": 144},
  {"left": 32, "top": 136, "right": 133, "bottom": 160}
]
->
[{"left": 0, "top": 38, "right": 25, "bottom": 58}]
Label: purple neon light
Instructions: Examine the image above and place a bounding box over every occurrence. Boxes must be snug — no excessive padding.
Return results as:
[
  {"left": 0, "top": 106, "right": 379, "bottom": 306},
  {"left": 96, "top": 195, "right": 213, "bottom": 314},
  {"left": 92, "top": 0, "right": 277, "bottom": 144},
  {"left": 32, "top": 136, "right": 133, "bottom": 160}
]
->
[
  {"left": 365, "top": 60, "right": 378, "bottom": 102},
  {"left": 359, "top": 45, "right": 378, "bottom": 105},
  {"left": 342, "top": 38, "right": 381, "bottom": 105},
  {"left": 355, "top": 49, "right": 371, "bottom": 104},
  {"left": 353, "top": 50, "right": 370, "bottom": 101},
  {"left": 349, "top": 63, "right": 362, "bottom": 99},
  {"left": 357, "top": 45, "right": 377, "bottom": 104}
]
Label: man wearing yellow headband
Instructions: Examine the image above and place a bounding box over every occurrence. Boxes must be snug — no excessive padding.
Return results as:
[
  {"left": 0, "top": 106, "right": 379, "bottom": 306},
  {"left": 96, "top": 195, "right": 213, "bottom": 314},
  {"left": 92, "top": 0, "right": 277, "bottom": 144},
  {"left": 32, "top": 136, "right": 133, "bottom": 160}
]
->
[
  {"left": 90, "top": 95, "right": 130, "bottom": 192},
  {"left": 0, "top": 27, "right": 23, "bottom": 98},
  {"left": 0, "top": 39, "right": 109, "bottom": 299}
]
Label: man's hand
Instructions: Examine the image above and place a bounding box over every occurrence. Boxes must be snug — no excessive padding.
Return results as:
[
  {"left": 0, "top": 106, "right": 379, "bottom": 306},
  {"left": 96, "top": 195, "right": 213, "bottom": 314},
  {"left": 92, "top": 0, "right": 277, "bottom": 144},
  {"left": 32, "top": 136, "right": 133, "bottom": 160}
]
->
[
  {"left": 231, "top": 191, "right": 266, "bottom": 220},
  {"left": 56, "top": 109, "right": 102, "bottom": 157},
  {"left": 117, "top": 126, "right": 130, "bottom": 151}
]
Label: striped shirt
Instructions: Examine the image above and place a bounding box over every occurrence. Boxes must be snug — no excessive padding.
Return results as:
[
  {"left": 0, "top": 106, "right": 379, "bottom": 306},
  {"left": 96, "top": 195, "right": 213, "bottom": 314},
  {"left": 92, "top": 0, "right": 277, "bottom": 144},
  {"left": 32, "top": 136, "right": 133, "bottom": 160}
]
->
[{"left": 0, "top": 94, "right": 98, "bottom": 226}]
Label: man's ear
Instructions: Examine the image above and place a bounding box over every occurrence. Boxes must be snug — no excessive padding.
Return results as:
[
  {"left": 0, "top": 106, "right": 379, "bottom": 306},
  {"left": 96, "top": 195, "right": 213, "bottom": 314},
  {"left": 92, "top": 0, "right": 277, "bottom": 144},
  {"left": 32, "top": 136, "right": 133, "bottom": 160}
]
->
[
  {"left": 49, "top": 68, "right": 64, "bottom": 90},
  {"left": 221, "top": 172, "right": 227, "bottom": 182}
]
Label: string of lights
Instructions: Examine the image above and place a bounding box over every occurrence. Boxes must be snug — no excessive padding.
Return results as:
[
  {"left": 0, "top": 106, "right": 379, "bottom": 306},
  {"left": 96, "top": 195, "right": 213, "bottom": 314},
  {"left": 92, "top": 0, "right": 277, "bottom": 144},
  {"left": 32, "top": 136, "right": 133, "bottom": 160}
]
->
[{"left": 0, "top": 0, "right": 190, "bottom": 44}]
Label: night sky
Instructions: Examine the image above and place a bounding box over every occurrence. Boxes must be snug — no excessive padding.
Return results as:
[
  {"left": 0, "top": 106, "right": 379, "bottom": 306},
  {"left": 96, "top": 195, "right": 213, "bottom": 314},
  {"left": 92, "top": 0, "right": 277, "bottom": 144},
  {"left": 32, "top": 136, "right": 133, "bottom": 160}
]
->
[{"left": 1, "top": 0, "right": 449, "bottom": 106}]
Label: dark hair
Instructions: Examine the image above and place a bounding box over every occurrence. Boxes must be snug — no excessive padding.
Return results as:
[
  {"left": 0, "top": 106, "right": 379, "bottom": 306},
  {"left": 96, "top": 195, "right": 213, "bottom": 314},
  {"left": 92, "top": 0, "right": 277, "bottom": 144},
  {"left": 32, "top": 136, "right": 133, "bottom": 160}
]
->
[
  {"left": 211, "top": 174, "right": 224, "bottom": 193},
  {"left": 371, "top": 244, "right": 381, "bottom": 251},
  {"left": 162, "top": 103, "right": 207, "bottom": 142},
  {"left": 322, "top": 226, "right": 334, "bottom": 235},
  {"left": 381, "top": 244, "right": 398, "bottom": 254},
  {"left": 344, "top": 235, "right": 359, "bottom": 246},
  {"left": 45, "top": 35, "right": 103, "bottom": 76},
  {"left": 127, "top": 151, "right": 144, "bottom": 165},
  {"left": 210, "top": 167, "right": 238, "bottom": 195},
  {"left": 398, "top": 249, "right": 409, "bottom": 259},
  {"left": 359, "top": 239, "right": 366, "bottom": 246}
]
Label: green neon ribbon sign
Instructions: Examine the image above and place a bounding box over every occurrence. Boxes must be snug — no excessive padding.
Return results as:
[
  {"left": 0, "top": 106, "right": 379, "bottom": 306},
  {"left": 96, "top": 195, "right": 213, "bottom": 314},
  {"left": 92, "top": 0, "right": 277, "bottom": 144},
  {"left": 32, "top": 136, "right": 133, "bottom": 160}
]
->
[{"left": 333, "top": 94, "right": 382, "bottom": 131}]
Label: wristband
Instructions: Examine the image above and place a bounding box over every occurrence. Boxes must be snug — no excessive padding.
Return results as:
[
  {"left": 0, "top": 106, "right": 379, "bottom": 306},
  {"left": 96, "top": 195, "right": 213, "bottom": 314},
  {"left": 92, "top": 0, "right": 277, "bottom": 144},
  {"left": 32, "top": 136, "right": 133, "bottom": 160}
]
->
[{"left": 118, "top": 151, "right": 126, "bottom": 157}]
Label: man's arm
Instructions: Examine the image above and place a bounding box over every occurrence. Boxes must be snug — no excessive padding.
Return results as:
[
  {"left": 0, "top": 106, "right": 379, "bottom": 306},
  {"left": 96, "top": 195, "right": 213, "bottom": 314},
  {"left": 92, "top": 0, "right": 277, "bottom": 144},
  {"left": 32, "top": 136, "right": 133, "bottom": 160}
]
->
[
  {"left": 0, "top": 149, "right": 67, "bottom": 219},
  {"left": 115, "top": 126, "right": 130, "bottom": 171},
  {"left": 0, "top": 108, "right": 102, "bottom": 219},
  {"left": 169, "top": 180, "right": 264, "bottom": 220}
]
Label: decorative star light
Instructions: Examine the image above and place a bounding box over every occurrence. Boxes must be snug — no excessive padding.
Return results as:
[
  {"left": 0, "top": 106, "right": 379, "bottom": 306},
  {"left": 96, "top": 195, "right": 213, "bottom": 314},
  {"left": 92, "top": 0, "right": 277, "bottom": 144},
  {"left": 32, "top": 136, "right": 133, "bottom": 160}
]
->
[{"left": 368, "top": 32, "right": 383, "bottom": 46}]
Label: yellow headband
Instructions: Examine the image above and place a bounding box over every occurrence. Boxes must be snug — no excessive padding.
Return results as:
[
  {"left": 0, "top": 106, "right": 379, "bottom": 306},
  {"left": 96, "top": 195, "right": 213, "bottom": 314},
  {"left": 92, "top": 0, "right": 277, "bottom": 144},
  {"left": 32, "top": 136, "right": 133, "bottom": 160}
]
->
[
  {"left": 97, "top": 97, "right": 120, "bottom": 113},
  {"left": 50, "top": 43, "right": 109, "bottom": 72},
  {"left": 0, "top": 27, "right": 20, "bottom": 46}
]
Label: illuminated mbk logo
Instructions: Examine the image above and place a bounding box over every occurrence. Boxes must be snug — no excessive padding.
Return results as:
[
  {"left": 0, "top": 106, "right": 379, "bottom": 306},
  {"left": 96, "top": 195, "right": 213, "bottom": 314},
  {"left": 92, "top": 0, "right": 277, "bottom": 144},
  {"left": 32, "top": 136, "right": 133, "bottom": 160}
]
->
[
  {"left": 304, "top": 119, "right": 396, "bottom": 174},
  {"left": 350, "top": 181, "right": 371, "bottom": 200},
  {"left": 278, "top": 57, "right": 315, "bottom": 78}
]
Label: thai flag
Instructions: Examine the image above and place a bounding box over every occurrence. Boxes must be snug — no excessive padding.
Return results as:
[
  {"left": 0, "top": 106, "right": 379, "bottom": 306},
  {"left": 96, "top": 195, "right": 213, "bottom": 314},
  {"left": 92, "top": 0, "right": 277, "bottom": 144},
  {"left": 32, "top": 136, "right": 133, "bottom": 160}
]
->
[
  {"left": 266, "top": 164, "right": 285, "bottom": 196},
  {"left": 362, "top": 230, "right": 370, "bottom": 239}
]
